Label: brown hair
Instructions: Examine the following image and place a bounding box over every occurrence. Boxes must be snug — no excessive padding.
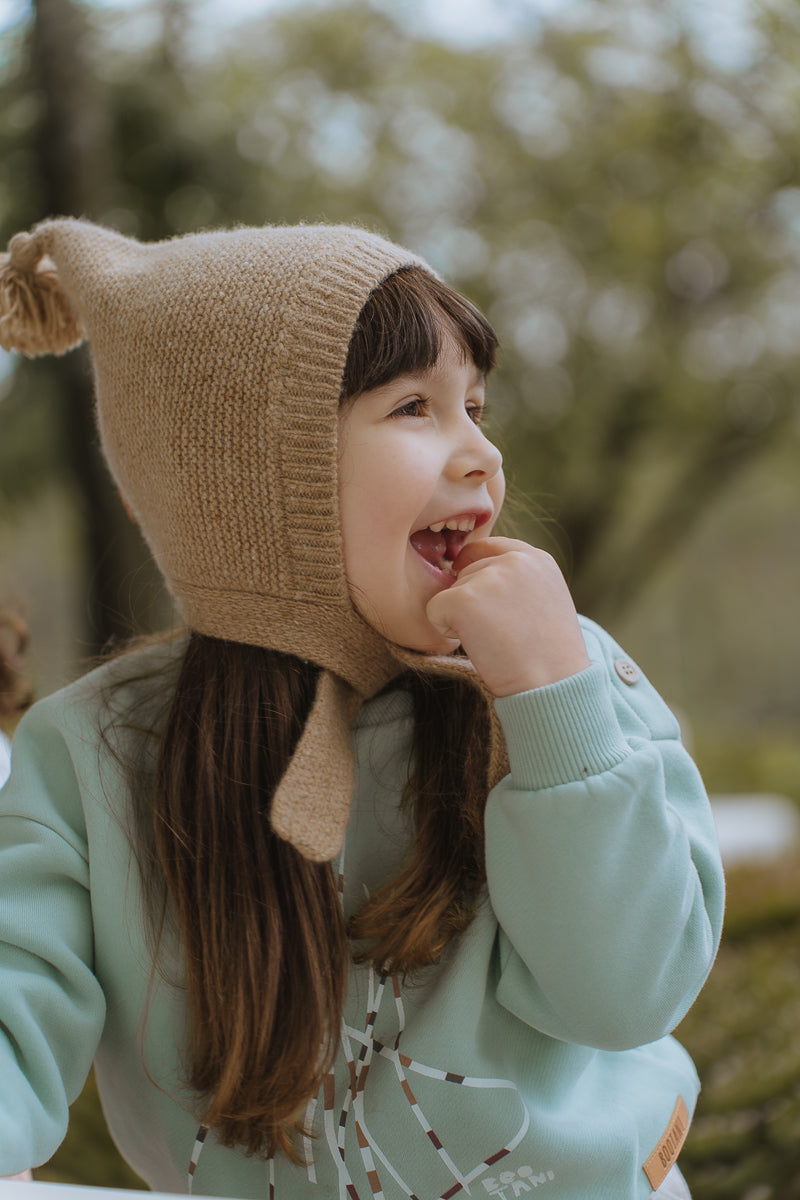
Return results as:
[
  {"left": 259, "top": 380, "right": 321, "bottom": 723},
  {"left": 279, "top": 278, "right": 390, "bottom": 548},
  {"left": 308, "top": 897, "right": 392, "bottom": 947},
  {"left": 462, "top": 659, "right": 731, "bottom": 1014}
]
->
[
  {"left": 145, "top": 267, "right": 498, "bottom": 1158},
  {"left": 0, "top": 609, "right": 32, "bottom": 730},
  {"left": 341, "top": 265, "right": 497, "bottom": 397}
]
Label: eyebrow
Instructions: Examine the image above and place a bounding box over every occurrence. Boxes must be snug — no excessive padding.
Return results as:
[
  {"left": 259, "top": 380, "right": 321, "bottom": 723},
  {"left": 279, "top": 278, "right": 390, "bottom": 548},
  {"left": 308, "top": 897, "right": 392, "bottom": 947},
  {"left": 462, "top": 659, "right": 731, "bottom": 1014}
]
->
[
  {"left": 340, "top": 358, "right": 486, "bottom": 413},
  {"left": 398, "top": 359, "right": 486, "bottom": 388}
]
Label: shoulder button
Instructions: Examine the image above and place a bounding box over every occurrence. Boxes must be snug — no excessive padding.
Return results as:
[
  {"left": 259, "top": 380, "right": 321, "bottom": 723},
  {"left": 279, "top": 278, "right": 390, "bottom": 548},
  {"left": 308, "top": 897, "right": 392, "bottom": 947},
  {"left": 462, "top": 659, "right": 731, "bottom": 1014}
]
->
[{"left": 614, "top": 657, "right": 641, "bottom": 685}]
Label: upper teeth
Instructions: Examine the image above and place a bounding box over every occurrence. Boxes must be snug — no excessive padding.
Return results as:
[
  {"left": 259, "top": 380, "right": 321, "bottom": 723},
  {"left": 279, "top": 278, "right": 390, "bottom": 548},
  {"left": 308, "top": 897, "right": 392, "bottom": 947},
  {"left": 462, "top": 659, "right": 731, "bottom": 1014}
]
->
[{"left": 429, "top": 516, "right": 476, "bottom": 533}]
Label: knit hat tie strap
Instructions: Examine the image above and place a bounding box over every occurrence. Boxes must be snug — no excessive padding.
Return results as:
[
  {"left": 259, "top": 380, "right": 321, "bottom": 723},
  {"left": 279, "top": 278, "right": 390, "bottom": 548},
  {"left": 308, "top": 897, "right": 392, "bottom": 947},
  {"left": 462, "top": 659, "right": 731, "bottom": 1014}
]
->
[
  {"left": 270, "top": 669, "right": 363, "bottom": 863},
  {"left": 270, "top": 651, "right": 510, "bottom": 863},
  {"left": 392, "top": 647, "right": 511, "bottom": 793}
]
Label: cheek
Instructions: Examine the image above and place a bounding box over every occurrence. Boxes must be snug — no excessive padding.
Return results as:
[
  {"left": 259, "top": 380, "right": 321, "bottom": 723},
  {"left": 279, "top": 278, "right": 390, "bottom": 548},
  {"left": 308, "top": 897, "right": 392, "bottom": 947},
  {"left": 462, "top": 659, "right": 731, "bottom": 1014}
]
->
[
  {"left": 338, "top": 463, "right": 400, "bottom": 590},
  {"left": 488, "top": 469, "right": 506, "bottom": 529}
]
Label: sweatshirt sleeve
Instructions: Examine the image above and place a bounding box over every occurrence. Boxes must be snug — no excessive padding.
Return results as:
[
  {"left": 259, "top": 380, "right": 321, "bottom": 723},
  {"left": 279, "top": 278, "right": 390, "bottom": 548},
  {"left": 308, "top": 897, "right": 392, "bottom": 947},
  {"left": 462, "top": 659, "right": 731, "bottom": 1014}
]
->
[
  {"left": 0, "top": 697, "right": 107, "bottom": 1173},
  {"left": 485, "top": 616, "right": 724, "bottom": 1052}
]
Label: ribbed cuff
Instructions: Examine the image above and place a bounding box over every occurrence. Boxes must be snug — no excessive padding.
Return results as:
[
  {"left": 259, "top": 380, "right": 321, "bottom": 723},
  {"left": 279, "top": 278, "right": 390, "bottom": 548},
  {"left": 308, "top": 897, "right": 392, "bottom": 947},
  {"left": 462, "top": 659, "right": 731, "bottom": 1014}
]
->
[{"left": 494, "top": 663, "right": 631, "bottom": 790}]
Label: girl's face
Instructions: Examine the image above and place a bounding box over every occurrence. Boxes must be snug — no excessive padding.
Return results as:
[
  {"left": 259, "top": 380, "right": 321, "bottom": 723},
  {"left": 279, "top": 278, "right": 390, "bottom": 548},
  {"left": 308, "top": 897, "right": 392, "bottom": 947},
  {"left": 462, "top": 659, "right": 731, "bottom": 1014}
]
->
[{"left": 338, "top": 335, "right": 505, "bottom": 654}]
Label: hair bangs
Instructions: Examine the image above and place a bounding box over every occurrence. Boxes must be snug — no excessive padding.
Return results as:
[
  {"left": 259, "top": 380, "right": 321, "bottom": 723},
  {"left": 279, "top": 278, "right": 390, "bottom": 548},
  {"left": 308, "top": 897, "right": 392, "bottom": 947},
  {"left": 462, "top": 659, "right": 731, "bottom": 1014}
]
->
[{"left": 341, "top": 266, "right": 497, "bottom": 401}]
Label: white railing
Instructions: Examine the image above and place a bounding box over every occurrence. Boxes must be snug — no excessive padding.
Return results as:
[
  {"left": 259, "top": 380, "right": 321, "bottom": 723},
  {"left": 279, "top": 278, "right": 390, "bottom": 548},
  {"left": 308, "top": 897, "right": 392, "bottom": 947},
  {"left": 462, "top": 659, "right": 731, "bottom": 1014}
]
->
[
  {"left": 0, "top": 1184, "right": 186, "bottom": 1200},
  {"left": 710, "top": 792, "right": 800, "bottom": 864}
]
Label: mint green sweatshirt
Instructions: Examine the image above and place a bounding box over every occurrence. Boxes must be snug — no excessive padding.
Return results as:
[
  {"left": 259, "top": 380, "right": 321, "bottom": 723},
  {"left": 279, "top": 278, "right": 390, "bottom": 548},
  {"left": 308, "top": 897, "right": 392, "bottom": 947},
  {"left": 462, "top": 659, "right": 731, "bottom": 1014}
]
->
[{"left": 0, "top": 617, "right": 723, "bottom": 1199}]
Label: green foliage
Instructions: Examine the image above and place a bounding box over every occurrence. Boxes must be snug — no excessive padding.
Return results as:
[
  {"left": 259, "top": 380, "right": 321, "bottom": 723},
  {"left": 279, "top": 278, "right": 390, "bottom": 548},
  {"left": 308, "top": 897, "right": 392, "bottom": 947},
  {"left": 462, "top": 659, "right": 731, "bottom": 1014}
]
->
[
  {"left": 678, "top": 855, "right": 800, "bottom": 1199},
  {"left": 0, "top": 363, "right": 69, "bottom": 505},
  {"left": 34, "top": 1070, "right": 144, "bottom": 1188},
  {"left": 695, "top": 733, "right": 800, "bottom": 804}
]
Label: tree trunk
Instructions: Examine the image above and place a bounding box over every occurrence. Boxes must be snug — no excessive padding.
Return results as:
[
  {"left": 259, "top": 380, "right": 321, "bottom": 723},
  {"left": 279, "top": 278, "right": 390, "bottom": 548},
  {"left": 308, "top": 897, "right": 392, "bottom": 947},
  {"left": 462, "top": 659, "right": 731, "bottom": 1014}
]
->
[{"left": 30, "top": 0, "right": 169, "bottom": 653}]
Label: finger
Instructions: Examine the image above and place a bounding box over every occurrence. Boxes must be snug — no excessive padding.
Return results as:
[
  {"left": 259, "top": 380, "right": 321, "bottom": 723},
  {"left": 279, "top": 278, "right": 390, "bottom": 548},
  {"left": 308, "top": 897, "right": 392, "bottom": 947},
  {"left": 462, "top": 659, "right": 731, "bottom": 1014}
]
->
[
  {"left": 452, "top": 536, "right": 529, "bottom": 572},
  {"left": 425, "top": 590, "right": 459, "bottom": 638}
]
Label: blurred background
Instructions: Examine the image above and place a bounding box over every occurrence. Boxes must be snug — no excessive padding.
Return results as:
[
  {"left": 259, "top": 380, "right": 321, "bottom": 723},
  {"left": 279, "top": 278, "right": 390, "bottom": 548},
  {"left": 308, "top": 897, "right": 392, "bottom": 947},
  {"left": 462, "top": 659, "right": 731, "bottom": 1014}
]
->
[{"left": 0, "top": 0, "right": 799, "bottom": 1195}]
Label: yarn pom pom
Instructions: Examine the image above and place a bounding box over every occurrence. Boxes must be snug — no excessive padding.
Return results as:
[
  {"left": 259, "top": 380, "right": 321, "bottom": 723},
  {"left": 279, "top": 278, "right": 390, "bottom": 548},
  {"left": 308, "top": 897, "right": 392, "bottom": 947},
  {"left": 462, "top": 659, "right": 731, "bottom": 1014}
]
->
[{"left": 0, "top": 230, "right": 84, "bottom": 357}]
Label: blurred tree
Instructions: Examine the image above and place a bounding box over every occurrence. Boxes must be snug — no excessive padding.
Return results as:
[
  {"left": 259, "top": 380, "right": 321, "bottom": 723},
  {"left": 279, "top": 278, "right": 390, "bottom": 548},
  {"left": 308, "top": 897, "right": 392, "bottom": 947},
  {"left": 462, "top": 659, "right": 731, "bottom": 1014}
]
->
[
  {"left": 1, "top": 0, "right": 799, "bottom": 631},
  {"left": 1, "top": 0, "right": 170, "bottom": 654},
  {"left": 204, "top": 0, "right": 799, "bottom": 623}
]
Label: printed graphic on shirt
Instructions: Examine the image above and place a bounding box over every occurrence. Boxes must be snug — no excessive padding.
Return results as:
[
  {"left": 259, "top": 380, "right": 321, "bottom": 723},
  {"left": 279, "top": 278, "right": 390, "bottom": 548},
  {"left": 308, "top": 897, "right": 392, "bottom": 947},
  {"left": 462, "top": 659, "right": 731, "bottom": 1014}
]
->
[
  {"left": 643, "top": 1096, "right": 689, "bottom": 1190},
  {"left": 188, "top": 965, "right": 542, "bottom": 1199},
  {"left": 482, "top": 1166, "right": 557, "bottom": 1196},
  {"left": 188, "top": 846, "right": 548, "bottom": 1200},
  {"left": 324, "top": 968, "right": 535, "bottom": 1199}
]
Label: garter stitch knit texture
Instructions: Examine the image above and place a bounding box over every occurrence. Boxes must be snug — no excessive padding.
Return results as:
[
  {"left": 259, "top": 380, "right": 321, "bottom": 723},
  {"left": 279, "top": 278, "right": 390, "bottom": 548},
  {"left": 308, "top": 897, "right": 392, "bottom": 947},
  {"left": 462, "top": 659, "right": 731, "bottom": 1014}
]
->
[
  {"left": 0, "top": 218, "right": 509, "bottom": 860},
  {"left": 0, "top": 219, "right": 423, "bottom": 692}
]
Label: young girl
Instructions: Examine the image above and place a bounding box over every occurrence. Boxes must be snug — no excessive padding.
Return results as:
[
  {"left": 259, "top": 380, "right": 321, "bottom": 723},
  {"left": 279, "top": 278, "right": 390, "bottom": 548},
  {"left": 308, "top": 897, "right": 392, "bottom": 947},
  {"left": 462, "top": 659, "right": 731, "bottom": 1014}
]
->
[{"left": 0, "top": 219, "right": 723, "bottom": 1199}]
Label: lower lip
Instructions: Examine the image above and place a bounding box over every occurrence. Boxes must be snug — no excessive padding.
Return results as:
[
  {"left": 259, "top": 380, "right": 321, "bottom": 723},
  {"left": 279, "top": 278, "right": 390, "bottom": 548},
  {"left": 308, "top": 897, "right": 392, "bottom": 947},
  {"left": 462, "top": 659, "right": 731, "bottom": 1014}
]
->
[{"left": 410, "top": 545, "right": 458, "bottom": 587}]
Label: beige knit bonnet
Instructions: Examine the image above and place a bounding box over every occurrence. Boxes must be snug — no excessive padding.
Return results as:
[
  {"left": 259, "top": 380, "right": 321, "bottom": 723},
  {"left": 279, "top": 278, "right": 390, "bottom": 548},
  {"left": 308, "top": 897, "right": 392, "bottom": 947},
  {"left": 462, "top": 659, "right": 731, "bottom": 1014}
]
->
[{"left": 0, "top": 218, "right": 507, "bottom": 860}]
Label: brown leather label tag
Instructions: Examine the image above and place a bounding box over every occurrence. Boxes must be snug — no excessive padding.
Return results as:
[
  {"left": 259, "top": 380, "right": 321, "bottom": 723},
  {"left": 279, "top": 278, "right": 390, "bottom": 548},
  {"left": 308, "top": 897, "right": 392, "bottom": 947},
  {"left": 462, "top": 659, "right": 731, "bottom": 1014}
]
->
[{"left": 643, "top": 1096, "right": 690, "bottom": 1190}]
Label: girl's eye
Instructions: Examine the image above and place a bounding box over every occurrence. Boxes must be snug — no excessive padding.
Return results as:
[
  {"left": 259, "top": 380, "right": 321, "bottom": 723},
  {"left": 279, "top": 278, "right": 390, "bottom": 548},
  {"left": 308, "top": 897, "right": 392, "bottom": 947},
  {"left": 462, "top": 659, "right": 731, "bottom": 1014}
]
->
[
  {"left": 390, "top": 397, "right": 427, "bottom": 419},
  {"left": 467, "top": 402, "right": 485, "bottom": 425}
]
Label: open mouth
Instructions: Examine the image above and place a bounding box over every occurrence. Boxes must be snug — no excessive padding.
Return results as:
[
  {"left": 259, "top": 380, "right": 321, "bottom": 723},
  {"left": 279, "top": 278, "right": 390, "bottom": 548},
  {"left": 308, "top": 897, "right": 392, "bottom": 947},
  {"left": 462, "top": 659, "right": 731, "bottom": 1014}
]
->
[{"left": 409, "top": 513, "right": 484, "bottom": 576}]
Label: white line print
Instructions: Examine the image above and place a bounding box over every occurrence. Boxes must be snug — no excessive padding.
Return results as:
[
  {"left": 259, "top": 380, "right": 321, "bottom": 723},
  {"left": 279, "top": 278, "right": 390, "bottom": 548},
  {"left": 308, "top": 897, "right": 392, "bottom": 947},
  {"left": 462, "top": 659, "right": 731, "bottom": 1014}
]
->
[
  {"left": 323, "top": 1068, "right": 357, "bottom": 1200},
  {"left": 343, "top": 1024, "right": 532, "bottom": 1199},
  {"left": 338, "top": 963, "right": 426, "bottom": 1200},
  {"left": 188, "top": 1002, "right": 531, "bottom": 1200},
  {"left": 304, "top": 1095, "right": 318, "bottom": 1184},
  {"left": 187, "top": 840, "right": 532, "bottom": 1200},
  {"left": 187, "top": 1124, "right": 208, "bottom": 1192}
]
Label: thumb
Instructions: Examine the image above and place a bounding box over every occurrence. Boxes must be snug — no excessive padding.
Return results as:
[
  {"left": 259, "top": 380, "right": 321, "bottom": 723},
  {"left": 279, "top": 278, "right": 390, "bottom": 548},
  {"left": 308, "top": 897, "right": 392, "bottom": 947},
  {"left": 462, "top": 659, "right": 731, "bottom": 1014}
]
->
[
  {"left": 452, "top": 536, "right": 525, "bottom": 572},
  {"left": 425, "top": 589, "right": 460, "bottom": 639}
]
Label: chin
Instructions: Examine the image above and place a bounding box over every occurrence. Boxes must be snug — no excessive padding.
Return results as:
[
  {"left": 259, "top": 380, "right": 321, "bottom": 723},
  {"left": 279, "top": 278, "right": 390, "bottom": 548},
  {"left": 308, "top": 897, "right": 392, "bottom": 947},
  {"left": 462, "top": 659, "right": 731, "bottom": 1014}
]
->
[
  {"left": 400, "top": 628, "right": 461, "bottom": 656},
  {"left": 428, "top": 635, "right": 461, "bottom": 656},
  {"left": 353, "top": 598, "right": 459, "bottom": 656}
]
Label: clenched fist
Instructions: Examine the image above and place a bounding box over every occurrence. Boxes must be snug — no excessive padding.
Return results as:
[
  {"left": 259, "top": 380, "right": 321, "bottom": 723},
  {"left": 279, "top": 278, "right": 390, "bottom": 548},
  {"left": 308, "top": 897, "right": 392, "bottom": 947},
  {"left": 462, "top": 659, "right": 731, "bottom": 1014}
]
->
[{"left": 426, "top": 538, "right": 590, "bottom": 696}]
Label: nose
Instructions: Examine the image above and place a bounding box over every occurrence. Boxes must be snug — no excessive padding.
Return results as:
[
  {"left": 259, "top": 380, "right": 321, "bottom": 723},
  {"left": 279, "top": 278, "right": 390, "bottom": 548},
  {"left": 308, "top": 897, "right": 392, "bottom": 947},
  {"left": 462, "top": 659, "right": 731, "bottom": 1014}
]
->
[{"left": 447, "top": 415, "right": 503, "bottom": 482}]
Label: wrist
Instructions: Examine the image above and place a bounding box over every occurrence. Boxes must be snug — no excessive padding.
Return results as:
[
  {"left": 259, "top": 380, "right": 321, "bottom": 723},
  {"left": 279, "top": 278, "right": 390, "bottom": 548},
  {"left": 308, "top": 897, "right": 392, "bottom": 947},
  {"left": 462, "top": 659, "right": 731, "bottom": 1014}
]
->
[
  {"left": 494, "top": 663, "right": 631, "bottom": 789},
  {"left": 485, "top": 650, "right": 592, "bottom": 697}
]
